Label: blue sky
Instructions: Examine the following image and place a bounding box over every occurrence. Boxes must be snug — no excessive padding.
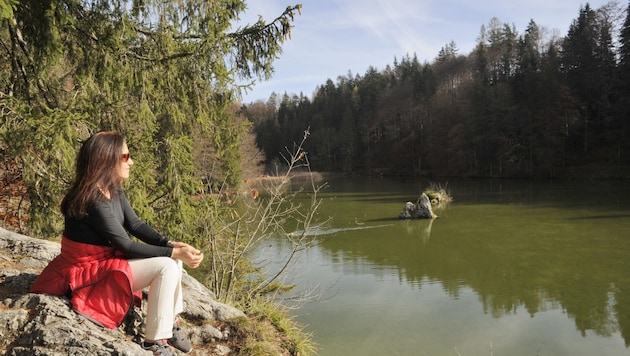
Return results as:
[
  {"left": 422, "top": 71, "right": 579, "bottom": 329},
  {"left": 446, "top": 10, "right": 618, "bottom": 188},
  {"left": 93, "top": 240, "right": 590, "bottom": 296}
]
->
[{"left": 238, "top": 0, "right": 618, "bottom": 103}]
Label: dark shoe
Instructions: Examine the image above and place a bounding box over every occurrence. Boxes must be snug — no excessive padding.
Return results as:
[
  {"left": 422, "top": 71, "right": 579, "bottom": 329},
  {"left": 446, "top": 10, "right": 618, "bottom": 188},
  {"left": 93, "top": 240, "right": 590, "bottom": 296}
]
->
[
  {"left": 168, "top": 320, "right": 193, "bottom": 353},
  {"left": 141, "top": 339, "right": 174, "bottom": 356}
]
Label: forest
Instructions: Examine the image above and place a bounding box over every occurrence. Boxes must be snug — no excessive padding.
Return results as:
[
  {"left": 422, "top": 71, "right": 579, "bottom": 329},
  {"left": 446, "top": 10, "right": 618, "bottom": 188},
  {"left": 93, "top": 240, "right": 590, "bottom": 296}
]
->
[{"left": 244, "top": 2, "right": 630, "bottom": 179}]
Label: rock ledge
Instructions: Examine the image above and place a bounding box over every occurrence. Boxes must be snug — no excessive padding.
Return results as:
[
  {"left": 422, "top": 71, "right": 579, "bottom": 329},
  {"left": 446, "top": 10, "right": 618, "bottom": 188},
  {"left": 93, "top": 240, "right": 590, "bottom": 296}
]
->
[{"left": 0, "top": 227, "right": 244, "bottom": 356}]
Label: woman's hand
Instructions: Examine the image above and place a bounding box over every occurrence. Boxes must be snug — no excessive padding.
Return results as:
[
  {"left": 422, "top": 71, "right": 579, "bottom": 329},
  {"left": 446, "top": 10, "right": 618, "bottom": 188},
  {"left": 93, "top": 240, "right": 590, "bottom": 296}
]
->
[
  {"left": 171, "top": 244, "right": 204, "bottom": 269},
  {"left": 169, "top": 241, "right": 190, "bottom": 248}
]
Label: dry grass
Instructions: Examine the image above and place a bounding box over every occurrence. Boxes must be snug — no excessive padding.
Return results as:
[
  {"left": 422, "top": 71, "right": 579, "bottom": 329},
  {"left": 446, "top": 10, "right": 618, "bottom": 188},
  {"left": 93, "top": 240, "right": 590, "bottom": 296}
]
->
[
  {"left": 424, "top": 182, "right": 453, "bottom": 207},
  {"left": 243, "top": 172, "right": 325, "bottom": 198}
]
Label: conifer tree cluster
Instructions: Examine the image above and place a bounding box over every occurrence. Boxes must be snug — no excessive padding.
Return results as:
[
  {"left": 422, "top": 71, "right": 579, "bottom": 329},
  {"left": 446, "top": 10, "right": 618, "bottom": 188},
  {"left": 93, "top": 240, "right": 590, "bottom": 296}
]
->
[
  {"left": 0, "top": 0, "right": 301, "bottom": 239},
  {"left": 247, "top": 3, "right": 630, "bottom": 179}
]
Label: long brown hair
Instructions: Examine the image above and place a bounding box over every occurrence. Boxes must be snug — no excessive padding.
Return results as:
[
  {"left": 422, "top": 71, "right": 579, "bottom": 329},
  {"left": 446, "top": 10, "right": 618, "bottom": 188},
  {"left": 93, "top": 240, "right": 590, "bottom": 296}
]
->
[{"left": 61, "top": 131, "right": 126, "bottom": 218}]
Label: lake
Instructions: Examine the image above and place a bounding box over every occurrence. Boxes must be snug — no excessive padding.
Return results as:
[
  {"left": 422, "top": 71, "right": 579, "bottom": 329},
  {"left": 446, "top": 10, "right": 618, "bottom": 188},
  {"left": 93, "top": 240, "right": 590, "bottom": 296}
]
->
[{"left": 255, "top": 177, "right": 630, "bottom": 355}]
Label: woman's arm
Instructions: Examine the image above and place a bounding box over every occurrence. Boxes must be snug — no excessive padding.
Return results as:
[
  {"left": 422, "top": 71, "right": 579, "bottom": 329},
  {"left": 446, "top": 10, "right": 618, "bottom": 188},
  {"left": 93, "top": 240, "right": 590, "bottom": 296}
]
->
[
  {"left": 90, "top": 198, "right": 173, "bottom": 259},
  {"left": 118, "top": 191, "right": 170, "bottom": 246},
  {"left": 112, "top": 190, "right": 203, "bottom": 267}
]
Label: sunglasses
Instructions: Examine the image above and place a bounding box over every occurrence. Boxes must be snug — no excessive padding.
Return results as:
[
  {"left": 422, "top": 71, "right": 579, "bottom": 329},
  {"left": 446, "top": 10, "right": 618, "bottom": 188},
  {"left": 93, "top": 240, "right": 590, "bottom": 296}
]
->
[{"left": 121, "top": 152, "right": 131, "bottom": 162}]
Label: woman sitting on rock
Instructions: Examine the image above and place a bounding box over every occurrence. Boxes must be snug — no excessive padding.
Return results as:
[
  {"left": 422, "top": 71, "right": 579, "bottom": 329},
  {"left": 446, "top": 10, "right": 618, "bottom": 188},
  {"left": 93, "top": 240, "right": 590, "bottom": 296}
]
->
[{"left": 30, "top": 130, "right": 204, "bottom": 356}]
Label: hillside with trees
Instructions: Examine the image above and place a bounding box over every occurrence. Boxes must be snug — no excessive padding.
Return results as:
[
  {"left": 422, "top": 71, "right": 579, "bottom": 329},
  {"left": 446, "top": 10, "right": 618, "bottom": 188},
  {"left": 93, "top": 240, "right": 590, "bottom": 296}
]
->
[{"left": 244, "top": 2, "right": 630, "bottom": 179}]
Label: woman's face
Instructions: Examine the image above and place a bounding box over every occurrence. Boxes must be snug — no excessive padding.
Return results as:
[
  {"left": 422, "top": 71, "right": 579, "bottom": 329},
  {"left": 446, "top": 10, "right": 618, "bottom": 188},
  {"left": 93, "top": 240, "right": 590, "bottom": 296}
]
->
[{"left": 118, "top": 142, "right": 133, "bottom": 180}]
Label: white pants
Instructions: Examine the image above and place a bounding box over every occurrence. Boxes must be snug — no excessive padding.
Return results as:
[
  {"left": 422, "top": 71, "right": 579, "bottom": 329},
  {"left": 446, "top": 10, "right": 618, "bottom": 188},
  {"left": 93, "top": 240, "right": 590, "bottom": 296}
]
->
[{"left": 128, "top": 257, "right": 184, "bottom": 341}]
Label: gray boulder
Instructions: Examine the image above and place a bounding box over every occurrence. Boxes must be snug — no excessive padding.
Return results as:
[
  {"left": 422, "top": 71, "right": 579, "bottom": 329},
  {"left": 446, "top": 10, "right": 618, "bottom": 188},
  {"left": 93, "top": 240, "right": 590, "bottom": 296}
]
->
[
  {"left": 0, "top": 227, "right": 245, "bottom": 355},
  {"left": 398, "top": 193, "right": 437, "bottom": 219}
]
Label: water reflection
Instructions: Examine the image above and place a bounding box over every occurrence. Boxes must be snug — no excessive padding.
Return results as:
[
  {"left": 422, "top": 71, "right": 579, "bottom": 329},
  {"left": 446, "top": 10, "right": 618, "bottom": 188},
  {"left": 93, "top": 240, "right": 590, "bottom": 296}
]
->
[
  {"left": 296, "top": 178, "right": 630, "bottom": 352},
  {"left": 400, "top": 218, "right": 434, "bottom": 243}
]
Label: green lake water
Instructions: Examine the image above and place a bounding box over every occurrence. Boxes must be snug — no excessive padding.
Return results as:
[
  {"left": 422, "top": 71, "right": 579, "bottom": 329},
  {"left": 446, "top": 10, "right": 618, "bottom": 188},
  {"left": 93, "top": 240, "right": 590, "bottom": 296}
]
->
[{"left": 255, "top": 177, "right": 630, "bottom": 355}]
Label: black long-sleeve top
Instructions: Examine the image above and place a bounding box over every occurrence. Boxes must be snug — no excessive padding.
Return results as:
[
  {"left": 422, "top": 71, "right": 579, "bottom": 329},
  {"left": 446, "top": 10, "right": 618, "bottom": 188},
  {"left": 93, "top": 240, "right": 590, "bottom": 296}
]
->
[{"left": 63, "top": 189, "right": 173, "bottom": 259}]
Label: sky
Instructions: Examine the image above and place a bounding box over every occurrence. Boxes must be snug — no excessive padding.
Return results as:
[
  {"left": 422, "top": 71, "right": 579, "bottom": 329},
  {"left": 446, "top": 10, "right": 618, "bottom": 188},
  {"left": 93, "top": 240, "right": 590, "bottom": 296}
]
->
[{"left": 238, "top": 0, "right": 618, "bottom": 103}]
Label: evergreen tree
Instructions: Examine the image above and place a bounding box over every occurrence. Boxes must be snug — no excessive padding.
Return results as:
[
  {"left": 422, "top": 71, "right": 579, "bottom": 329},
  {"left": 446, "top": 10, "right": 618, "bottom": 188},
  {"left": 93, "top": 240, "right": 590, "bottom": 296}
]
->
[
  {"left": 0, "top": 0, "right": 302, "bottom": 238},
  {"left": 437, "top": 41, "right": 458, "bottom": 62},
  {"left": 615, "top": 1, "right": 630, "bottom": 168},
  {"left": 0, "top": 0, "right": 17, "bottom": 19},
  {"left": 620, "top": 2, "right": 630, "bottom": 82},
  {"left": 561, "top": 3, "right": 615, "bottom": 156}
]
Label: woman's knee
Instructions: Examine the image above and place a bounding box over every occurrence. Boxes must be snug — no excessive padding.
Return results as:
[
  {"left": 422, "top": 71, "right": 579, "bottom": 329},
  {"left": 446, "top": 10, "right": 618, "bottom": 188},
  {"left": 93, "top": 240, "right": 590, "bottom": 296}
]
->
[{"left": 157, "top": 257, "right": 179, "bottom": 276}]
